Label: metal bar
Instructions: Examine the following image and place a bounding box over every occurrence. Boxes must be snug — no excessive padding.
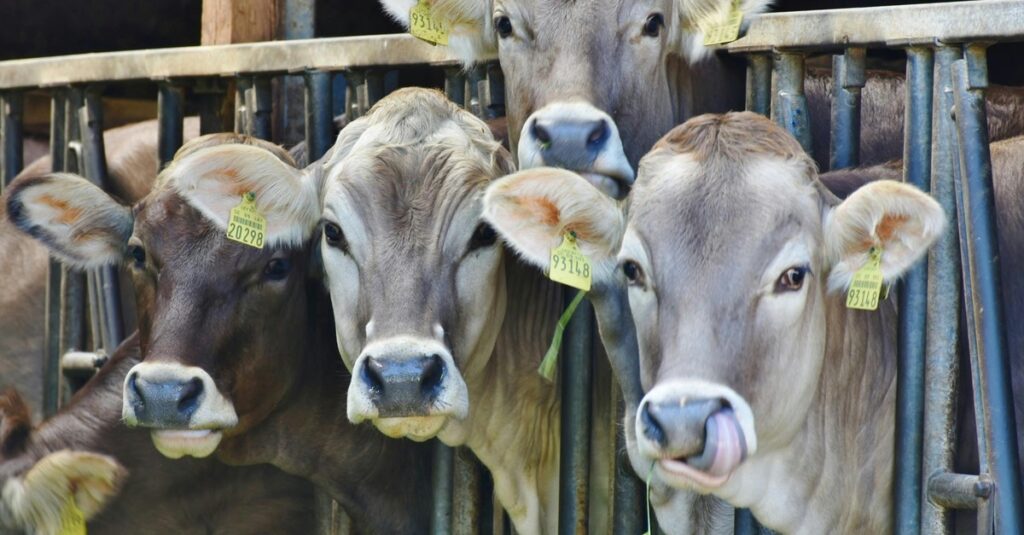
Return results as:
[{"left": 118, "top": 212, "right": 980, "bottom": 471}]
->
[
  {"left": 194, "top": 79, "right": 227, "bottom": 135},
  {"left": 234, "top": 77, "right": 252, "bottom": 135},
  {"left": 1, "top": 90, "right": 23, "bottom": 190},
  {"left": 744, "top": 53, "right": 771, "bottom": 117},
  {"left": 951, "top": 47, "right": 1024, "bottom": 534},
  {"left": 431, "top": 440, "right": 454, "bottom": 535},
  {"left": 465, "top": 65, "right": 486, "bottom": 118},
  {"left": 78, "top": 87, "right": 125, "bottom": 351},
  {"left": 157, "top": 83, "right": 185, "bottom": 170},
  {"left": 612, "top": 403, "right": 643, "bottom": 534},
  {"left": 444, "top": 68, "right": 466, "bottom": 107},
  {"left": 725, "top": 0, "right": 1024, "bottom": 53},
  {"left": 42, "top": 91, "right": 66, "bottom": 417},
  {"left": 359, "top": 71, "right": 385, "bottom": 115},
  {"left": 485, "top": 63, "right": 505, "bottom": 119},
  {"left": 771, "top": 51, "right": 811, "bottom": 155},
  {"left": 559, "top": 296, "right": 593, "bottom": 535},
  {"left": 59, "top": 89, "right": 87, "bottom": 404},
  {"left": 247, "top": 76, "right": 273, "bottom": 141},
  {"left": 452, "top": 448, "right": 481, "bottom": 535},
  {"left": 828, "top": 47, "right": 865, "bottom": 171},
  {"left": 894, "top": 45, "right": 933, "bottom": 535},
  {"left": 927, "top": 472, "right": 990, "bottom": 511},
  {"left": 303, "top": 70, "right": 333, "bottom": 162},
  {"left": 921, "top": 44, "right": 963, "bottom": 535}
]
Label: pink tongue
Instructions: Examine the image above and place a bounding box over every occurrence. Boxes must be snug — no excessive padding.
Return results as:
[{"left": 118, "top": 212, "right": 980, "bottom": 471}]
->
[{"left": 706, "top": 410, "right": 744, "bottom": 477}]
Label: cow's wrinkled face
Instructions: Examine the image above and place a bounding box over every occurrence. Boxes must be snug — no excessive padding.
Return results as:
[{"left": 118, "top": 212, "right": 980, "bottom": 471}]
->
[
  {"left": 320, "top": 89, "right": 513, "bottom": 441},
  {"left": 124, "top": 191, "right": 311, "bottom": 459}
]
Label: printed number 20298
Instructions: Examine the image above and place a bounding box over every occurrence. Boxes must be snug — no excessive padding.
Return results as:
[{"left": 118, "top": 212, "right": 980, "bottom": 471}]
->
[{"left": 228, "top": 222, "right": 264, "bottom": 247}]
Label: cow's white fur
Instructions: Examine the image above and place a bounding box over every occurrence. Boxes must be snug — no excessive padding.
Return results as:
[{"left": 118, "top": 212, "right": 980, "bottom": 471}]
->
[
  {"left": 122, "top": 362, "right": 239, "bottom": 459},
  {"left": 0, "top": 450, "right": 125, "bottom": 534}
]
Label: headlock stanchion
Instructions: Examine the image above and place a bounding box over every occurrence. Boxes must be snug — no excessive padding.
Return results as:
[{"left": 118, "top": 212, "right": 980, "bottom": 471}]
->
[
  {"left": 43, "top": 91, "right": 66, "bottom": 417},
  {"left": 157, "top": 82, "right": 185, "bottom": 169},
  {"left": 744, "top": 53, "right": 771, "bottom": 118},
  {"left": 829, "top": 47, "right": 865, "bottom": 171},
  {"left": 1, "top": 90, "right": 23, "bottom": 190},
  {"left": 771, "top": 51, "right": 811, "bottom": 155}
]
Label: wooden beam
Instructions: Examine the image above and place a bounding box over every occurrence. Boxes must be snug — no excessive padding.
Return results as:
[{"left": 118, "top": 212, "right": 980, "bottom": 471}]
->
[{"left": 201, "top": 0, "right": 278, "bottom": 45}]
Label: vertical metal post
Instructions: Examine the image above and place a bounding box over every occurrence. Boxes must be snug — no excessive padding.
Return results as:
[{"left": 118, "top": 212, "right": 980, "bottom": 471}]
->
[
  {"left": 303, "top": 70, "right": 334, "bottom": 163},
  {"left": 559, "top": 295, "right": 593, "bottom": 535},
  {"left": 921, "top": 44, "right": 963, "bottom": 535},
  {"left": 344, "top": 71, "right": 363, "bottom": 122},
  {"left": 431, "top": 439, "right": 454, "bottom": 535},
  {"left": 465, "top": 65, "right": 486, "bottom": 118},
  {"left": 452, "top": 448, "right": 482, "bottom": 535},
  {"left": 771, "top": 51, "right": 811, "bottom": 154},
  {"left": 157, "top": 82, "right": 185, "bottom": 170},
  {"left": 951, "top": 45, "right": 1024, "bottom": 534},
  {"left": 895, "top": 45, "right": 933, "bottom": 535},
  {"left": 235, "top": 77, "right": 252, "bottom": 135},
  {"left": 247, "top": 76, "right": 273, "bottom": 141},
  {"left": 829, "top": 48, "right": 865, "bottom": 171},
  {"left": 444, "top": 68, "right": 467, "bottom": 109},
  {"left": 1, "top": 90, "right": 24, "bottom": 190},
  {"left": 43, "top": 91, "right": 66, "bottom": 417},
  {"left": 59, "top": 87, "right": 87, "bottom": 407},
  {"left": 359, "top": 71, "right": 386, "bottom": 115},
  {"left": 745, "top": 53, "right": 772, "bottom": 117},
  {"left": 78, "top": 87, "right": 125, "bottom": 351},
  {"left": 485, "top": 63, "right": 505, "bottom": 119},
  {"left": 280, "top": 0, "right": 316, "bottom": 146},
  {"left": 194, "top": 79, "right": 227, "bottom": 135}
]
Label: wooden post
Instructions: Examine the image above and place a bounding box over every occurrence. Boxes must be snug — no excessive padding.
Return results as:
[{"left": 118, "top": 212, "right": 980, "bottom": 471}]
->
[{"left": 201, "top": 0, "right": 278, "bottom": 45}]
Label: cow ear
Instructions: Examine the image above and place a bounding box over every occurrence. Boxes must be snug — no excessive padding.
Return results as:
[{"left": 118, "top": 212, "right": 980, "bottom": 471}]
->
[
  {"left": 0, "top": 388, "right": 32, "bottom": 458},
  {"left": 484, "top": 167, "right": 624, "bottom": 273},
  {"left": 0, "top": 450, "right": 126, "bottom": 533},
  {"left": 378, "top": 0, "right": 496, "bottom": 64},
  {"left": 823, "top": 180, "right": 945, "bottom": 292},
  {"left": 5, "top": 173, "right": 132, "bottom": 269},
  {"left": 166, "top": 143, "right": 320, "bottom": 249},
  {"left": 676, "top": 0, "right": 772, "bottom": 63}
]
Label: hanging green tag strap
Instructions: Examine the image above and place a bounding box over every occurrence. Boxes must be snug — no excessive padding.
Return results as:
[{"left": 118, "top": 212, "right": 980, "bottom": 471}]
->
[
  {"left": 642, "top": 461, "right": 654, "bottom": 535},
  {"left": 538, "top": 289, "right": 587, "bottom": 381}
]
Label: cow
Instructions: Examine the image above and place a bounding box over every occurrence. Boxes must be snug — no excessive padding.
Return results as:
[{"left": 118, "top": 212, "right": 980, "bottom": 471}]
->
[
  {"left": 483, "top": 113, "right": 1024, "bottom": 533},
  {"left": 378, "top": 0, "right": 1024, "bottom": 198},
  {"left": 4, "top": 133, "right": 434, "bottom": 533},
  {"left": 0, "top": 337, "right": 316, "bottom": 535},
  {"left": 0, "top": 118, "right": 199, "bottom": 422}
]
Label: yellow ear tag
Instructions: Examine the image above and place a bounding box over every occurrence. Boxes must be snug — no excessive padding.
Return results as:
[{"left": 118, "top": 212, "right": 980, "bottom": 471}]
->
[
  {"left": 409, "top": 0, "right": 449, "bottom": 46},
  {"left": 548, "top": 231, "right": 592, "bottom": 292},
  {"left": 226, "top": 192, "right": 267, "bottom": 249},
  {"left": 846, "top": 246, "right": 884, "bottom": 311},
  {"left": 60, "top": 495, "right": 86, "bottom": 535},
  {"left": 702, "top": 0, "right": 744, "bottom": 46}
]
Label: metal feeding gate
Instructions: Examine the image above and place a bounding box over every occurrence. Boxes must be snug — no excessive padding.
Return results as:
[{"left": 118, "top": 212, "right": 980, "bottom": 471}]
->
[{"left": 0, "top": 1, "right": 1022, "bottom": 534}]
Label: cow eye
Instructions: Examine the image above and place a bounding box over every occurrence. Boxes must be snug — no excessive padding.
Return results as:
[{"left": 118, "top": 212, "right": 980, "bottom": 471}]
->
[
  {"left": 642, "top": 13, "right": 664, "bottom": 38},
  {"left": 776, "top": 266, "right": 810, "bottom": 292},
  {"left": 263, "top": 258, "right": 292, "bottom": 281},
  {"left": 468, "top": 222, "right": 498, "bottom": 251},
  {"left": 127, "top": 244, "right": 146, "bottom": 267},
  {"left": 622, "top": 260, "right": 645, "bottom": 286},
  {"left": 494, "top": 15, "right": 513, "bottom": 38},
  {"left": 323, "top": 222, "right": 348, "bottom": 253}
]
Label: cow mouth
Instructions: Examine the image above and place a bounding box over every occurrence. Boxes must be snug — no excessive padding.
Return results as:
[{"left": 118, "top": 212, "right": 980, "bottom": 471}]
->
[
  {"left": 579, "top": 171, "right": 632, "bottom": 200},
  {"left": 374, "top": 415, "right": 448, "bottom": 441},
  {"left": 150, "top": 429, "right": 223, "bottom": 459},
  {"left": 656, "top": 409, "right": 747, "bottom": 489}
]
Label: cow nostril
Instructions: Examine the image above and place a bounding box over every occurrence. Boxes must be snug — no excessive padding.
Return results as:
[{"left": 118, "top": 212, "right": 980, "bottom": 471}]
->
[
  {"left": 587, "top": 120, "right": 609, "bottom": 147},
  {"left": 531, "top": 121, "right": 552, "bottom": 146},
  {"left": 361, "top": 356, "right": 384, "bottom": 395},
  {"left": 640, "top": 402, "right": 666, "bottom": 446},
  {"left": 420, "top": 354, "right": 445, "bottom": 398},
  {"left": 127, "top": 373, "right": 144, "bottom": 405},
  {"left": 177, "top": 377, "right": 204, "bottom": 415}
]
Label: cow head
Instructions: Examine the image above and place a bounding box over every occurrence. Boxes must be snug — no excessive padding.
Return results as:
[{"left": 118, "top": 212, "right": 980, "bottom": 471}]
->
[
  {"left": 482, "top": 112, "right": 944, "bottom": 510},
  {"left": 5, "top": 135, "right": 321, "bottom": 459},
  {"left": 318, "top": 88, "right": 514, "bottom": 441},
  {"left": 380, "top": 0, "right": 771, "bottom": 198}
]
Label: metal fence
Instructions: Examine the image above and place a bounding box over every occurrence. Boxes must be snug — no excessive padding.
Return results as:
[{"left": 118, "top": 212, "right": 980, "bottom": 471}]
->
[{"left": 0, "top": 1, "right": 1021, "bottom": 534}]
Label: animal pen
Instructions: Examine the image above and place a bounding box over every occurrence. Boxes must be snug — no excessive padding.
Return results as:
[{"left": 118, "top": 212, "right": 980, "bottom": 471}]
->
[{"left": 0, "top": 0, "right": 1021, "bottom": 533}]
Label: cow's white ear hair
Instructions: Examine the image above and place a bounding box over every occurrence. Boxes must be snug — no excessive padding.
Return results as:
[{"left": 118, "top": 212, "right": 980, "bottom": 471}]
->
[
  {"left": 0, "top": 450, "right": 126, "bottom": 533},
  {"left": 824, "top": 180, "right": 945, "bottom": 292},
  {"left": 483, "top": 167, "right": 624, "bottom": 276},
  {"left": 5, "top": 173, "right": 132, "bottom": 269}
]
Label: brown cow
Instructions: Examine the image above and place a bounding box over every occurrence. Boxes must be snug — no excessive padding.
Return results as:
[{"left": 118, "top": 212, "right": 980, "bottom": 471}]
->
[{"left": 4, "top": 133, "right": 434, "bottom": 533}]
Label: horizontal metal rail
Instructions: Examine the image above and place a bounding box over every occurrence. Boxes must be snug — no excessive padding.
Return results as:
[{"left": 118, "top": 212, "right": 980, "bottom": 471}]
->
[
  {"left": 0, "top": 34, "right": 486, "bottom": 90},
  {"left": 725, "top": 0, "right": 1024, "bottom": 52}
]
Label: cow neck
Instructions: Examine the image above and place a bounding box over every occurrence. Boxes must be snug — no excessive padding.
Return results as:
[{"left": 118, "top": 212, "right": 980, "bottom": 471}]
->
[
  {"left": 216, "top": 283, "right": 434, "bottom": 534},
  {"left": 455, "top": 257, "right": 563, "bottom": 533},
  {"left": 733, "top": 293, "right": 898, "bottom": 534}
]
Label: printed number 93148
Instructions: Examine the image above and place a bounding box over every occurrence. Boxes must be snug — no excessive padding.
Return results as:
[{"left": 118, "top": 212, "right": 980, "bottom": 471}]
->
[{"left": 552, "top": 253, "right": 590, "bottom": 279}]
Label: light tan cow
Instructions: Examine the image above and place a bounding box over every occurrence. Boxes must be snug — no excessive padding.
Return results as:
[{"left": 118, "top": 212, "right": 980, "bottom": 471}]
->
[{"left": 484, "top": 112, "right": 954, "bottom": 533}]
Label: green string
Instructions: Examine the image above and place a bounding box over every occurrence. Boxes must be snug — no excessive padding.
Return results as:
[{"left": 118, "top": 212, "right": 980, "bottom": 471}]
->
[
  {"left": 537, "top": 289, "right": 587, "bottom": 381},
  {"left": 643, "top": 461, "right": 654, "bottom": 535}
]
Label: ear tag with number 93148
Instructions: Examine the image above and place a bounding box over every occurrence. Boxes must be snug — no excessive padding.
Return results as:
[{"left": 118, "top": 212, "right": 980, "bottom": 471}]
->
[
  {"left": 701, "top": 0, "right": 743, "bottom": 45},
  {"left": 409, "top": 0, "right": 449, "bottom": 45},
  {"left": 227, "top": 192, "right": 267, "bottom": 249},
  {"left": 548, "top": 231, "right": 591, "bottom": 292},
  {"left": 846, "top": 246, "right": 884, "bottom": 311}
]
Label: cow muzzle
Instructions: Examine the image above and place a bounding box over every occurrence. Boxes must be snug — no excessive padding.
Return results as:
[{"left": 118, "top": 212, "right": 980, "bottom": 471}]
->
[
  {"left": 348, "top": 337, "right": 469, "bottom": 440},
  {"left": 122, "top": 362, "right": 238, "bottom": 459},
  {"left": 518, "top": 101, "right": 634, "bottom": 199},
  {"left": 635, "top": 381, "right": 757, "bottom": 490}
]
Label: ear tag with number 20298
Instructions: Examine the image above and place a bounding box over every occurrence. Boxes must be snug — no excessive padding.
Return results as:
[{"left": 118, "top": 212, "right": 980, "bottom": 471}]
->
[
  {"left": 409, "top": 0, "right": 449, "bottom": 45},
  {"left": 226, "top": 192, "right": 267, "bottom": 249},
  {"left": 846, "top": 246, "right": 884, "bottom": 311}
]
